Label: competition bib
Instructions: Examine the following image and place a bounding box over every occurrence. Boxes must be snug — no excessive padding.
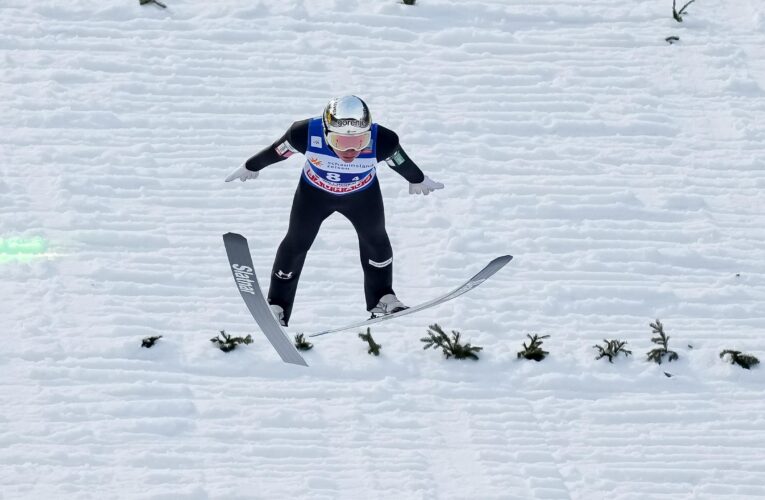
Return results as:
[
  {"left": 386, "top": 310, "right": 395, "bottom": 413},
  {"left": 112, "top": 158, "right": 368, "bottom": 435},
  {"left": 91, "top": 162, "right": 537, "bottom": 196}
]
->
[{"left": 302, "top": 118, "right": 379, "bottom": 195}]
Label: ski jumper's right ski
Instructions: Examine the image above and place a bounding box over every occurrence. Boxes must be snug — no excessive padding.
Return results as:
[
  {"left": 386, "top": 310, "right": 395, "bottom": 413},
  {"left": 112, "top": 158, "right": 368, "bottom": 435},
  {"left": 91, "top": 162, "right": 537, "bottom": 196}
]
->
[
  {"left": 308, "top": 254, "right": 513, "bottom": 337},
  {"left": 223, "top": 232, "right": 308, "bottom": 366}
]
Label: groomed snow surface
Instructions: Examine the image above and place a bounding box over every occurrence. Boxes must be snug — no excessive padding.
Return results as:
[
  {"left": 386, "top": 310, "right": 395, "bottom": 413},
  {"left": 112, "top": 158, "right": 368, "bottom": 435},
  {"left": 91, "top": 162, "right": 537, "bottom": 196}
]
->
[{"left": 2, "top": 0, "right": 765, "bottom": 498}]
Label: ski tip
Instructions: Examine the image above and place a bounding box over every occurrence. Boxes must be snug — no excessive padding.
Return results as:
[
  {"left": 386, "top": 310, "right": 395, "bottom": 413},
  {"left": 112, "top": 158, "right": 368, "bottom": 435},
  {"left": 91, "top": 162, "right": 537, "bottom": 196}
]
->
[
  {"left": 223, "top": 232, "right": 246, "bottom": 242},
  {"left": 494, "top": 254, "right": 513, "bottom": 265}
]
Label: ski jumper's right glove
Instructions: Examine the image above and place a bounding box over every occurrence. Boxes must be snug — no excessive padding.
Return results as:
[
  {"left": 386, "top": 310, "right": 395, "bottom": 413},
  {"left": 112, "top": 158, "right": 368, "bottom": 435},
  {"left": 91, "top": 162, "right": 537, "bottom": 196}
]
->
[
  {"left": 409, "top": 176, "right": 444, "bottom": 195},
  {"left": 225, "top": 163, "right": 259, "bottom": 182}
]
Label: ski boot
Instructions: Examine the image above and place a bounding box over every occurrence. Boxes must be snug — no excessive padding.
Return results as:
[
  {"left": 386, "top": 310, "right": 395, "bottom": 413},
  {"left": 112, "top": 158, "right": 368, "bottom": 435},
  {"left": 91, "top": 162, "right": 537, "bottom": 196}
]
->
[
  {"left": 270, "top": 304, "right": 287, "bottom": 327},
  {"left": 369, "top": 294, "right": 408, "bottom": 318}
]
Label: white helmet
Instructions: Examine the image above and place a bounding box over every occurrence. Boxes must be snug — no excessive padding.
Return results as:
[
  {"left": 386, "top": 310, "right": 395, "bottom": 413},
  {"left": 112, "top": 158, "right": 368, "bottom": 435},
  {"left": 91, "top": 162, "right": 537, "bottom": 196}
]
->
[{"left": 323, "top": 95, "right": 372, "bottom": 135}]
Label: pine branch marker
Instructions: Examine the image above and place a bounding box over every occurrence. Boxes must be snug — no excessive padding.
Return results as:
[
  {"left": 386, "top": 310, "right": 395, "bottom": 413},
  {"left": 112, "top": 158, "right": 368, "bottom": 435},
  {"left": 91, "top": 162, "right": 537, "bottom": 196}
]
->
[
  {"left": 646, "top": 320, "right": 679, "bottom": 364},
  {"left": 294, "top": 334, "right": 313, "bottom": 351},
  {"left": 210, "top": 330, "right": 253, "bottom": 353},
  {"left": 593, "top": 339, "right": 632, "bottom": 363},
  {"left": 141, "top": 335, "right": 162, "bottom": 348},
  {"left": 517, "top": 334, "right": 550, "bottom": 361},
  {"left": 672, "top": 0, "right": 695, "bottom": 22},
  {"left": 358, "top": 328, "right": 382, "bottom": 356},
  {"left": 140, "top": 0, "right": 167, "bottom": 8},
  {"left": 421, "top": 324, "right": 482, "bottom": 360},
  {"left": 720, "top": 350, "right": 760, "bottom": 370}
]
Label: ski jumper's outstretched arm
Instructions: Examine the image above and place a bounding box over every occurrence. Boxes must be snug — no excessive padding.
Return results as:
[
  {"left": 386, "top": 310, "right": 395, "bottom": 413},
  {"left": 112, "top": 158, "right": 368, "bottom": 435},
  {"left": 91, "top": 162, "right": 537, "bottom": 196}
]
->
[
  {"left": 244, "top": 119, "right": 310, "bottom": 172},
  {"left": 376, "top": 126, "right": 443, "bottom": 195},
  {"left": 375, "top": 127, "right": 425, "bottom": 183},
  {"left": 227, "top": 119, "right": 441, "bottom": 194},
  {"left": 244, "top": 120, "right": 425, "bottom": 181},
  {"left": 225, "top": 120, "right": 310, "bottom": 182}
]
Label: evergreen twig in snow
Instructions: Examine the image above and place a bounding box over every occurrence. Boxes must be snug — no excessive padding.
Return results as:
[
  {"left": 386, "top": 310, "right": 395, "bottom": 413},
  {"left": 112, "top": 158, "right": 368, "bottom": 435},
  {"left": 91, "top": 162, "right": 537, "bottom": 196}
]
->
[
  {"left": 720, "top": 350, "right": 760, "bottom": 370},
  {"left": 210, "top": 330, "right": 253, "bottom": 353},
  {"left": 672, "top": 0, "right": 695, "bottom": 22},
  {"left": 294, "top": 334, "right": 313, "bottom": 351},
  {"left": 358, "top": 328, "right": 382, "bottom": 356},
  {"left": 593, "top": 339, "right": 632, "bottom": 363},
  {"left": 141, "top": 335, "right": 162, "bottom": 348},
  {"left": 517, "top": 334, "right": 550, "bottom": 361},
  {"left": 646, "top": 320, "right": 678, "bottom": 364},
  {"left": 140, "top": 0, "right": 167, "bottom": 8},
  {"left": 421, "top": 324, "right": 482, "bottom": 360}
]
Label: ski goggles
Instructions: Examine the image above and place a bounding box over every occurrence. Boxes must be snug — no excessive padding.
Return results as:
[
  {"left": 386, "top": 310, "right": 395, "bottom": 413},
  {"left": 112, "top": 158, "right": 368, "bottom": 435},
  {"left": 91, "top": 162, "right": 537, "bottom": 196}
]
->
[{"left": 325, "top": 131, "right": 371, "bottom": 152}]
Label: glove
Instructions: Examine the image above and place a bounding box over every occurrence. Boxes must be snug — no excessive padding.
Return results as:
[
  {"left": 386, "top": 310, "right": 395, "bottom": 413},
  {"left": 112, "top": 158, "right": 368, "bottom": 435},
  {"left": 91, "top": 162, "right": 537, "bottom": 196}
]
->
[
  {"left": 409, "top": 176, "right": 444, "bottom": 195},
  {"left": 225, "top": 163, "right": 259, "bottom": 182}
]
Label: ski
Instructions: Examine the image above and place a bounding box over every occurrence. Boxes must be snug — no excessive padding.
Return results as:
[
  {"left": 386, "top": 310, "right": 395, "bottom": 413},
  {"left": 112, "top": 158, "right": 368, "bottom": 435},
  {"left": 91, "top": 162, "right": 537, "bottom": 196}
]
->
[
  {"left": 223, "top": 232, "right": 308, "bottom": 367},
  {"left": 308, "top": 254, "right": 513, "bottom": 337}
]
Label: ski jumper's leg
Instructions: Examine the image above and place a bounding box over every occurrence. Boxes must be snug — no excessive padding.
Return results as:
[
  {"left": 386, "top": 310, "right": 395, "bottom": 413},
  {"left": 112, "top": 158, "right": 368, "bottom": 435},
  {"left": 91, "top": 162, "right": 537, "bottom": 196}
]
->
[
  {"left": 338, "top": 181, "right": 395, "bottom": 311},
  {"left": 268, "top": 181, "right": 335, "bottom": 324}
]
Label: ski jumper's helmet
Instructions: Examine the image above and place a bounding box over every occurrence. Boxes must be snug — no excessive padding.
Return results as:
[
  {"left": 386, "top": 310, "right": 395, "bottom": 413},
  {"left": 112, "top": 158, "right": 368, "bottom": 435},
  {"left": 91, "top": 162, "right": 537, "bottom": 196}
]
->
[{"left": 322, "top": 95, "right": 372, "bottom": 151}]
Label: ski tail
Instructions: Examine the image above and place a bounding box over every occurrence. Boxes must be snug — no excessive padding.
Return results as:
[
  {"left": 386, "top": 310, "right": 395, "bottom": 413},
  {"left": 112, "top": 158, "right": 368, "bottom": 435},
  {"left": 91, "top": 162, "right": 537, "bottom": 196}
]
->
[{"left": 223, "top": 232, "right": 308, "bottom": 366}]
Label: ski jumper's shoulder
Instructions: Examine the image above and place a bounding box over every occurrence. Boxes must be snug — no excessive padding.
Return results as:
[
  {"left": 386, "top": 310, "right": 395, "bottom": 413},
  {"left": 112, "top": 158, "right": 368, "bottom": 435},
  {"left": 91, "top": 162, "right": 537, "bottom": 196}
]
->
[
  {"left": 374, "top": 125, "right": 400, "bottom": 162},
  {"left": 375, "top": 124, "right": 425, "bottom": 184},
  {"left": 286, "top": 119, "right": 310, "bottom": 155}
]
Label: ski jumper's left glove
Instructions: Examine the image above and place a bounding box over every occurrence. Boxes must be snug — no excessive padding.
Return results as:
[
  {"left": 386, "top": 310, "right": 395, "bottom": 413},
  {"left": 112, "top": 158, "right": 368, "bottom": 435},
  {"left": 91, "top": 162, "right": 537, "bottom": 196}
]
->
[
  {"left": 225, "top": 163, "right": 259, "bottom": 182},
  {"left": 409, "top": 176, "right": 444, "bottom": 195}
]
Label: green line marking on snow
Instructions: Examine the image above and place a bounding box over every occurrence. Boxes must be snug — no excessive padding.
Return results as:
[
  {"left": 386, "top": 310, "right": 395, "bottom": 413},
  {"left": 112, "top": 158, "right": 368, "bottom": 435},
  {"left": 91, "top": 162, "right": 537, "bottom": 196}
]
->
[{"left": 0, "top": 236, "right": 51, "bottom": 263}]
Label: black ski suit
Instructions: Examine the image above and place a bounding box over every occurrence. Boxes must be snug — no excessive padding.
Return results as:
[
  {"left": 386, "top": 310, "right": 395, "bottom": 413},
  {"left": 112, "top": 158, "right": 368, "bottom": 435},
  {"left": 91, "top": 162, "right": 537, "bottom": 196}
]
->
[{"left": 244, "top": 119, "right": 425, "bottom": 325}]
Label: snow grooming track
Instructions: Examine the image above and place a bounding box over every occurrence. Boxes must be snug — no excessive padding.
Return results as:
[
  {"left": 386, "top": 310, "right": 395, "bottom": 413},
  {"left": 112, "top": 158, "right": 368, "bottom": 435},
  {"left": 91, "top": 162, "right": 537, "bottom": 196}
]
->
[{"left": 1, "top": 0, "right": 765, "bottom": 498}]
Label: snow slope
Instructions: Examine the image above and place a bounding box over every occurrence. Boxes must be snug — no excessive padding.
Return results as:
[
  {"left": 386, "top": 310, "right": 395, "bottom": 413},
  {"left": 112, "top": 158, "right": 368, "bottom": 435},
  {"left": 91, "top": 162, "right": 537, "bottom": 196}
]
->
[{"left": 1, "top": 0, "right": 764, "bottom": 498}]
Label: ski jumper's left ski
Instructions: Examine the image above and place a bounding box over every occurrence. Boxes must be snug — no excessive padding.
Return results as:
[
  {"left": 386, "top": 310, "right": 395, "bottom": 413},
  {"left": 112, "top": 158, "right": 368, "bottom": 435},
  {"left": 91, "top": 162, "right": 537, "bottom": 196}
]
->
[
  {"left": 308, "top": 254, "right": 513, "bottom": 337},
  {"left": 223, "top": 232, "right": 308, "bottom": 367}
]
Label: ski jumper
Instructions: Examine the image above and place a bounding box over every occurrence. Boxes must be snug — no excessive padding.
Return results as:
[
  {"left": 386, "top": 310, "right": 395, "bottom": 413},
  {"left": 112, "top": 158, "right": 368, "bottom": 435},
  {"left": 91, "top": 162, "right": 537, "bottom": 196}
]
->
[{"left": 244, "top": 118, "right": 425, "bottom": 325}]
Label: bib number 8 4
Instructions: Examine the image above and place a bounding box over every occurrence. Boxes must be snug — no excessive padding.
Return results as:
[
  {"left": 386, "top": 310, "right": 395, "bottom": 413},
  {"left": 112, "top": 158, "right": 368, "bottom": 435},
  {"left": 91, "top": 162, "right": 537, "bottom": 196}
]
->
[{"left": 325, "top": 172, "right": 360, "bottom": 183}]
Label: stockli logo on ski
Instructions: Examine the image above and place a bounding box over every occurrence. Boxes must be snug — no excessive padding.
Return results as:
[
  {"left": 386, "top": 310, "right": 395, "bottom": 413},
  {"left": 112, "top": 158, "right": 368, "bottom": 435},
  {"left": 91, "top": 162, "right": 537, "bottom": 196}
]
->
[{"left": 231, "top": 263, "right": 256, "bottom": 295}]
